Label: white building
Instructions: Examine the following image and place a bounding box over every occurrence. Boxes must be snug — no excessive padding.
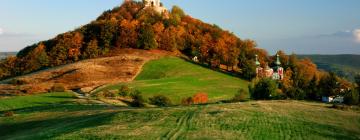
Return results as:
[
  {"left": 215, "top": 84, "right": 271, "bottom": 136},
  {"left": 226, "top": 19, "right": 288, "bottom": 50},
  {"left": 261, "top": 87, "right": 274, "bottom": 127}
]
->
[{"left": 143, "top": 0, "right": 167, "bottom": 14}]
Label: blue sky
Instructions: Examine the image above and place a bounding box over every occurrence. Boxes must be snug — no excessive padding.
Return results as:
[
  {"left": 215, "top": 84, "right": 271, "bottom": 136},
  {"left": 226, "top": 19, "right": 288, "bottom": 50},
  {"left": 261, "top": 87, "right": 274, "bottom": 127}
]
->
[{"left": 0, "top": 0, "right": 360, "bottom": 54}]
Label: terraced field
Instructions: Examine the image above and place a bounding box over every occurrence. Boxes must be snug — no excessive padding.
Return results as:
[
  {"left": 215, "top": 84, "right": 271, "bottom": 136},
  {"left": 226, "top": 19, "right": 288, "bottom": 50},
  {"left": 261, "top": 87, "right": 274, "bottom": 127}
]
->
[{"left": 1, "top": 92, "right": 359, "bottom": 139}]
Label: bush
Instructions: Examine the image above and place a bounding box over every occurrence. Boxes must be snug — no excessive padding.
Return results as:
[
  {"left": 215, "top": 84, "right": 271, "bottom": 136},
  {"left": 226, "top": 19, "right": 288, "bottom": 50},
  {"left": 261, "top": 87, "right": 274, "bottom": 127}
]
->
[
  {"left": 249, "top": 78, "right": 277, "bottom": 100},
  {"left": 50, "top": 83, "right": 66, "bottom": 92},
  {"left": 286, "top": 87, "right": 306, "bottom": 100},
  {"left": 344, "top": 88, "right": 359, "bottom": 105},
  {"left": 102, "top": 89, "right": 117, "bottom": 98},
  {"left": 181, "top": 97, "right": 193, "bottom": 106},
  {"left": 272, "top": 89, "right": 287, "bottom": 100},
  {"left": 130, "top": 90, "right": 146, "bottom": 107},
  {"left": 3, "top": 111, "right": 14, "bottom": 117},
  {"left": 193, "top": 93, "right": 208, "bottom": 104},
  {"left": 232, "top": 89, "right": 249, "bottom": 102},
  {"left": 149, "top": 95, "right": 172, "bottom": 107},
  {"left": 119, "top": 85, "right": 131, "bottom": 97}
]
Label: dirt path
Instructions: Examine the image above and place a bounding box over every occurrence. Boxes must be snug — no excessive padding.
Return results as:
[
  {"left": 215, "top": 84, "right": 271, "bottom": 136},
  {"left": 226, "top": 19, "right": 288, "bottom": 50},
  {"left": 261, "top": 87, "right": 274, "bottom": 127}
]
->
[{"left": 161, "top": 106, "right": 203, "bottom": 140}]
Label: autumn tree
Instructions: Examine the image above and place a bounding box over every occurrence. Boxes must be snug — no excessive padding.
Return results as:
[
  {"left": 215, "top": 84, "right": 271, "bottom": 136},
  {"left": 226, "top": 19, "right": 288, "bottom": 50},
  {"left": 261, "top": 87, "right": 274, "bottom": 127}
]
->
[
  {"left": 137, "top": 24, "right": 158, "bottom": 50},
  {"left": 116, "top": 20, "right": 139, "bottom": 48},
  {"left": 82, "top": 39, "right": 100, "bottom": 59}
]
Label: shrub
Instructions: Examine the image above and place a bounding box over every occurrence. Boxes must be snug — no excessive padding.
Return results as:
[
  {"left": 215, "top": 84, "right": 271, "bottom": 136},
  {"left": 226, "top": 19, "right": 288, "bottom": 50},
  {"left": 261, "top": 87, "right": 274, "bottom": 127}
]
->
[
  {"left": 119, "top": 85, "right": 131, "bottom": 97},
  {"left": 130, "top": 90, "right": 146, "bottom": 107},
  {"left": 232, "top": 89, "right": 249, "bottom": 102},
  {"left": 286, "top": 87, "right": 306, "bottom": 100},
  {"left": 272, "top": 89, "right": 287, "bottom": 100},
  {"left": 50, "top": 83, "right": 66, "bottom": 92},
  {"left": 3, "top": 111, "right": 14, "bottom": 117},
  {"left": 193, "top": 93, "right": 208, "bottom": 104},
  {"left": 344, "top": 88, "right": 359, "bottom": 105},
  {"left": 181, "top": 97, "right": 193, "bottom": 106},
  {"left": 249, "top": 78, "right": 277, "bottom": 100},
  {"left": 149, "top": 95, "right": 172, "bottom": 107},
  {"left": 102, "top": 89, "right": 117, "bottom": 98}
]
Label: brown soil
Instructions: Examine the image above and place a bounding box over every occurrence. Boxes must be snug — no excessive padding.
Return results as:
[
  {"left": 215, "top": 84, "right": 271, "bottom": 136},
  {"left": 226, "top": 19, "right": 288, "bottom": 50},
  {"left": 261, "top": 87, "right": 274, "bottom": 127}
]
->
[{"left": 0, "top": 49, "right": 173, "bottom": 95}]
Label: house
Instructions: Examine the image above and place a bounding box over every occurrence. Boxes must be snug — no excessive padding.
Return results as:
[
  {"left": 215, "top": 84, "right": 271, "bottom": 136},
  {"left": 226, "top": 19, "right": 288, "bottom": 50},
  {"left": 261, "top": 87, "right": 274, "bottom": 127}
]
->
[
  {"left": 322, "top": 96, "right": 344, "bottom": 103},
  {"left": 322, "top": 96, "right": 334, "bottom": 103},
  {"left": 192, "top": 56, "right": 199, "bottom": 62}
]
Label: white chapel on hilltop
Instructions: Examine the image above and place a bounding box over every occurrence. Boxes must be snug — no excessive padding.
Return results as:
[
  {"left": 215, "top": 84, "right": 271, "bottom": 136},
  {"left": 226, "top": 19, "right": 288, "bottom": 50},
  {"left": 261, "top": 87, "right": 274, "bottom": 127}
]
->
[{"left": 143, "top": 0, "right": 167, "bottom": 13}]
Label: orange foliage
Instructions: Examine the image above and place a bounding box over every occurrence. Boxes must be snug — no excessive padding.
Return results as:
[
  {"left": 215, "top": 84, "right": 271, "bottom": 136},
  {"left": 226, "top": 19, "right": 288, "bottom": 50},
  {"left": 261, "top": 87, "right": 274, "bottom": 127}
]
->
[{"left": 193, "top": 93, "right": 208, "bottom": 104}]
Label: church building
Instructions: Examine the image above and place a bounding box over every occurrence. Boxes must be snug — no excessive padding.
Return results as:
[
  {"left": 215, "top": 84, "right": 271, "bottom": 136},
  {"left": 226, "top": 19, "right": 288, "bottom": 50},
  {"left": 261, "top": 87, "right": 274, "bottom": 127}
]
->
[
  {"left": 143, "top": 0, "right": 167, "bottom": 14},
  {"left": 255, "top": 54, "right": 284, "bottom": 80}
]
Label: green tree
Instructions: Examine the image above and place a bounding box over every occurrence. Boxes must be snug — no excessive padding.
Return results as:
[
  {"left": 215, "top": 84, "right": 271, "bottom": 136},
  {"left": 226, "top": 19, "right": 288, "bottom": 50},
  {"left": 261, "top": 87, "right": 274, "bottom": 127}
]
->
[
  {"left": 130, "top": 90, "right": 146, "bottom": 107},
  {"left": 249, "top": 78, "right": 277, "bottom": 100},
  {"left": 344, "top": 88, "right": 359, "bottom": 105},
  {"left": 171, "top": 5, "right": 185, "bottom": 18},
  {"left": 305, "top": 76, "right": 319, "bottom": 100},
  {"left": 82, "top": 39, "right": 100, "bottom": 59},
  {"left": 319, "top": 72, "right": 340, "bottom": 97},
  {"left": 137, "top": 25, "right": 157, "bottom": 50},
  {"left": 149, "top": 95, "right": 172, "bottom": 107},
  {"left": 241, "top": 60, "right": 257, "bottom": 80}
]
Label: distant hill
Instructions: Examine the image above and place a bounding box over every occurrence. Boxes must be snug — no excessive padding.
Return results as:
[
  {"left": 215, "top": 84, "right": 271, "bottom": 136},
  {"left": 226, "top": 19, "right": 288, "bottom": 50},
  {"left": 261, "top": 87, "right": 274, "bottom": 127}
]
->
[
  {"left": 0, "top": 52, "right": 17, "bottom": 60},
  {"left": 297, "top": 54, "right": 360, "bottom": 81}
]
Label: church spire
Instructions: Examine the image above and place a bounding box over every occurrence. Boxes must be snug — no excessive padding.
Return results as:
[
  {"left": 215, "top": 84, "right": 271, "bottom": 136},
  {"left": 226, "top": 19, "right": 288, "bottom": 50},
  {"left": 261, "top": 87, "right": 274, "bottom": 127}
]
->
[
  {"left": 275, "top": 54, "right": 281, "bottom": 66},
  {"left": 255, "top": 54, "right": 260, "bottom": 66}
]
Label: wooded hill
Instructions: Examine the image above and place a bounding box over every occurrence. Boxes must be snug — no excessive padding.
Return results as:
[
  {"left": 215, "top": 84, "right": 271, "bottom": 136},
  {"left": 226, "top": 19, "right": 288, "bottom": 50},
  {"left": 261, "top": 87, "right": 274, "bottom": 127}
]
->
[
  {"left": 0, "top": 1, "right": 267, "bottom": 80},
  {"left": 298, "top": 55, "right": 360, "bottom": 81}
]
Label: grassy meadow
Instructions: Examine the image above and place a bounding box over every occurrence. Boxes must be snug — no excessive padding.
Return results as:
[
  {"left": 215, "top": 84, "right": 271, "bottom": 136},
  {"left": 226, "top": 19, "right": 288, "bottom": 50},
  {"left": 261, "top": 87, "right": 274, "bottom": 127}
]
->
[
  {"left": 1, "top": 57, "right": 360, "bottom": 140},
  {"left": 96, "top": 57, "right": 249, "bottom": 103},
  {"left": 0, "top": 92, "right": 359, "bottom": 139}
]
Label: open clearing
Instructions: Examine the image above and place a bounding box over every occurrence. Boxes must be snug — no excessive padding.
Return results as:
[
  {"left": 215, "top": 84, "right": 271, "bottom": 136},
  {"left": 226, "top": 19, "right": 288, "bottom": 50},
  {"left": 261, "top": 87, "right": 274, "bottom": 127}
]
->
[{"left": 0, "top": 92, "right": 359, "bottom": 140}]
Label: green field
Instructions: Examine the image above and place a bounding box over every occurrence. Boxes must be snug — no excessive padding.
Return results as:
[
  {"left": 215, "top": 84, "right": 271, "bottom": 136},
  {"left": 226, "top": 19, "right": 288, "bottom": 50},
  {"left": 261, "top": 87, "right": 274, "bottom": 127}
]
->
[
  {"left": 0, "top": 92, "right": 359, "bottom": 139},
  {"left": 1, "top": 57, "right": 360, "bottom": 140},
  {"left": 97, "top": 57, "right": 249, "bottom": 103}
]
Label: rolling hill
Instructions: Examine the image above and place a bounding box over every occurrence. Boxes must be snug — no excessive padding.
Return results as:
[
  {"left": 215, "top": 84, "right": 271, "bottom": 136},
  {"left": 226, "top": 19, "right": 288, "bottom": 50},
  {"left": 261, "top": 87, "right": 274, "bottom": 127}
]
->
[{"left": 298, "top": 54, "right": 360, "bottom": 81}]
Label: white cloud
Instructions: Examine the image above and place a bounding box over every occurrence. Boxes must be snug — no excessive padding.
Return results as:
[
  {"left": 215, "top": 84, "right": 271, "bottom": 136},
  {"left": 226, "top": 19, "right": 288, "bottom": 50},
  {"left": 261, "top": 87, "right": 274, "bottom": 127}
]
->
[
  {"left": 354, "top": 29, "right": 360, "bottom": 43},
  {"left": 0, "top": 28, "right": 3, "bottom": 35}
]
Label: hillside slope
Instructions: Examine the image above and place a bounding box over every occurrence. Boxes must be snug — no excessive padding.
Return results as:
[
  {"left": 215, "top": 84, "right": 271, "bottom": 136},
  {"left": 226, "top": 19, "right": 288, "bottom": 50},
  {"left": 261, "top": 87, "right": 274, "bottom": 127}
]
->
[
  {"left": 98, "top": 57, "right": 249, "bottom": 103},
  {"left": 0, "top": 49, "right": 171, "bottom": 94},
  {"left": 298, "top": 54, "right": 360, "bottom": 81},
  {"left": 1, "top": 93, "right": 359, "bottom": 139}
]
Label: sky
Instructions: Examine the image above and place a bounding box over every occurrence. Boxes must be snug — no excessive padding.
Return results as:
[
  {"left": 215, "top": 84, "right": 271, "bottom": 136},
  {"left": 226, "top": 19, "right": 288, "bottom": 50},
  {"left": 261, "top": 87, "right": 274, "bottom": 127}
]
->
[{"left": 0, "top": 0, "right": 360, "bottom": 54}]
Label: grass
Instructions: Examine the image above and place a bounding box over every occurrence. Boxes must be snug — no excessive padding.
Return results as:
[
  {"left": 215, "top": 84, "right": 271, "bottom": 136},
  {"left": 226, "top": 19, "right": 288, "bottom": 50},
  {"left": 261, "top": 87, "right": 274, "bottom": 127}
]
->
[
  {"left": 97, "top": 57, "right": 249, "bottom": 103},
  {"left": 0, "top": 92, "right": 75, "bottom": 112},
  {"left": 0, "top": 93, "right": 359, "bottom": 140},
  {"left": 1, "top": 57, "right": 359, "bottom": 139}
]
